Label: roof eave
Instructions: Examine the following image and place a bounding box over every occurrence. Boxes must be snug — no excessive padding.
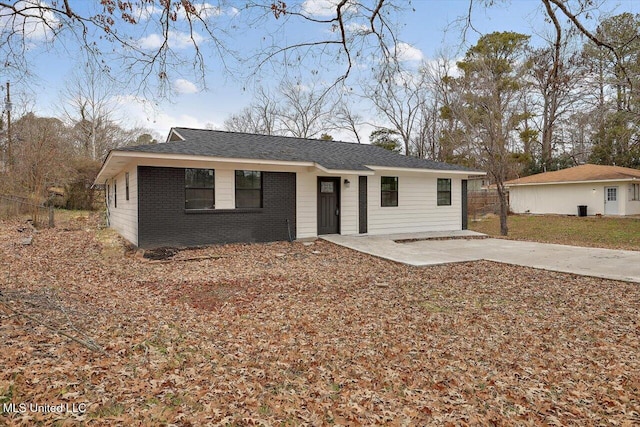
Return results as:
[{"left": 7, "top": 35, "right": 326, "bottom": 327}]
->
[
  {"left": 94, "top": 150, "right": 372, "bottom": 183},
  {"left": 313, "top": 163, "right": 374, "bottom": 175},
  {"left": 365, "top": 165, "right": 484, "bottom": 175},
  {"left": 506, "top": 177, "right": 639, "bottom": 187}
]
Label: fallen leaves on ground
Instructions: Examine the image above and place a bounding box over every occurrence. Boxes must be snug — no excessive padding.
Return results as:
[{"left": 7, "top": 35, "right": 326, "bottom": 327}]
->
[{"left": 0, "top": 213, "right": 639, "bottom": 425}]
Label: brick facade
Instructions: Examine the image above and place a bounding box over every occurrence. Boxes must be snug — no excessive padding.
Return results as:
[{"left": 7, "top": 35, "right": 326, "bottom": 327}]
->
[{"left": 138, "top": 166, "right": 296, "bottom": 248}]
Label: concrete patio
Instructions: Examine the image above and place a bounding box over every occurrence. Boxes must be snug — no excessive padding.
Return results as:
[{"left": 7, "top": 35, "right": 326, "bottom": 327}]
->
[{"left": 321, "top": 231, "right": 640, "bottom": 283}]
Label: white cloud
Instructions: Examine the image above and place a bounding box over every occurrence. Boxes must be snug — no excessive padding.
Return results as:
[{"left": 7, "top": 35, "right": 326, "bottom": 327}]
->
[
  {"left": 421, "top": 57, "right": 462, "bottom": 78},
  {"left": 174, "top": 78, "right": 198, "bottom": 94},
  {"left": 190, "top": 3, "right": 223, "bottom": 19},
  {"left": 0, "top": 0, "right": 59, "bottom": 42},
  {"left": 302, "top": 0, "right": 336, "bottom": 17},
  {"left": 345, "top": 22, "right": 369, "bottom": 34},
  {"left": 395, "top": 42, "right": 424, "bottom": 62},
  {"left": 138, "top": 30, "right": 205, "bottom": 50},
  {"left": 302, "top": 0, "right": 357, "bottom": 17},
  {"left": 111, "top": 95, "right": 219, "bottom": 137}
]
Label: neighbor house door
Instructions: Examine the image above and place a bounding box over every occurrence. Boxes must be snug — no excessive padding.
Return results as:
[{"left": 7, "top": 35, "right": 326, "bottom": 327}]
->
[
  {"left": 318, "top": 177, "right": 340, "bottom": 235},
  {"left": 604, "top": 186, "right": 619, "bottom": 215}
]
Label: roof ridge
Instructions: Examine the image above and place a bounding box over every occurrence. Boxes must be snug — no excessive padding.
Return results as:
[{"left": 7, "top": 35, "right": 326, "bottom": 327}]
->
[{"left": 172, "top": 127, "right": 371, "bottom": 147}]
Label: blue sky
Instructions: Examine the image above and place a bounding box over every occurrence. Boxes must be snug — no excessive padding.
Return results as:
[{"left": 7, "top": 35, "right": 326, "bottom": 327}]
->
[{"left": 8, "top": 0, "right": 640, "bottom": 142}]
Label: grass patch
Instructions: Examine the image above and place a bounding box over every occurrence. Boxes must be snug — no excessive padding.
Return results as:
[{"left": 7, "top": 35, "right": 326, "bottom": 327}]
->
[
  {"left": 470, "top": 214, "right": 640, "bottom": 250},
  {"left": 90, "top": 403, "right": 125, "bottom": 418}
]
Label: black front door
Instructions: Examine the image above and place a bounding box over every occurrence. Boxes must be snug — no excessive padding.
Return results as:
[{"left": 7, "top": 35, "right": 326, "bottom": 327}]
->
[{"left": 318, "top": 177, "right": 340, "bottom": 235}]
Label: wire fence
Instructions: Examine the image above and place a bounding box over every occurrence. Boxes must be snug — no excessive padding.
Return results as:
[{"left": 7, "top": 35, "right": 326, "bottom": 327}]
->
[{"left": 0, "top": 194, "right": 54, "bottom": 228}]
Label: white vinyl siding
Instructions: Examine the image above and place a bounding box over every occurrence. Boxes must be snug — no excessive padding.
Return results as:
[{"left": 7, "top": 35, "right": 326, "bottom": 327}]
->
[
  {"left": 340, "top": 175, "right": 358, "bottom": 235},
  {"left": 509, "top": 181, "right": 640, "bottom": 216},
  {"left": 367, "top": 173, "right": 461, "bottom": 235},
  {"left": 215, "top": 169, "right": 235, "bottom": 209},
  {"left": 108, "top": 165, "right": 138, "bottom": 245},
  {"left": 509, "top": 183, "right": 602, "bottom": 216},
  {"left": 104, "top": 157, "right": 471, "bottom": 243},
  {"left": 296, "top": 172, "right": 317, "bottom": 239},
  {"left": 296, "top": 172, "right": 359, "bottom": 238}
]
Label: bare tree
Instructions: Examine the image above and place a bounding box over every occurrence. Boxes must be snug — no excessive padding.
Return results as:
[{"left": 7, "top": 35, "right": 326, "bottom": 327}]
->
[
  {"left": 333, "top": 99, "right": 364, "bottom": 143},
  {"left": 223, "top": 87, "right": 279, "bottom": 135},
  {"left": 276, "top": 80, "right": 338, "bottom": 139},
  {"left": 60, "top": 62, "right": 115, "bottom": 160},
  {"left": 448, "top": 31, "right": 532, "bottom": 236},
  {"left": 0, "top": 1, "right": 632, "bottom": 100},
  {"left": 10, "top": 112, "right": 73, "bottom": 199},
  {"left": 368, "top": 67, "right": 429, "bottom": 155},
  {"left": 223, "top": 80, "right": 340, "bottom": 139}
]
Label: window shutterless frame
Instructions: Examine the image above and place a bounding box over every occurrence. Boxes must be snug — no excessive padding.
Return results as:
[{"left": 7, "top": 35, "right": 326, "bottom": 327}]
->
[
  {"left": 185, "top": 168, "right": 215, "bottom": 210},
  {"left": 235, "top": 170, "right": 263, "bottom": 208},
  {"left": 437, "top": 178, "right": 452, "bottom": 206},
  {"left": 381, "top": 176, "right": 398, "bottom": 207},
  {"left": 125, "top": 172, "right": 130, "bottom": 201}
]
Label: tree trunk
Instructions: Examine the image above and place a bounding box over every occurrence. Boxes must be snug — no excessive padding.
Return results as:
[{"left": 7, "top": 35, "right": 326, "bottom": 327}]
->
[{"left": 496, "top": 183, "right": 509, "bottom": 236}]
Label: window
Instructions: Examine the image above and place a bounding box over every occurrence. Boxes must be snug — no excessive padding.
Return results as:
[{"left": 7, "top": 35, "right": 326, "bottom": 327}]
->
[
  {"left": 381, "top": 176, "right": 398, "bottom": 207},
  {"left": 632, "top": 183, "right": 640, "bottom": 201},
  {"left": 235, "top": 170, "right": 262, "bottom": 208},
  {"left": 114, "top": 180, "right": 117, "bottom": 208},
  {"left": 437, "top": 178, "right": 451, "bottom": 206},
  {"left": 125, "top": 172, "right": 130, "bottom": 201},
  {"left": 185, "top": 168, "right": 215, "bottom": 209},
  {"left": 106, "top": 184, "right": 110, "bottom": 206}
]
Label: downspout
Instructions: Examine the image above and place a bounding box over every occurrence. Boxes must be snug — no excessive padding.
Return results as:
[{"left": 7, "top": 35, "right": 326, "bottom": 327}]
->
[{"left": 286, "top": 218, "right": 293, "bottom": 242}]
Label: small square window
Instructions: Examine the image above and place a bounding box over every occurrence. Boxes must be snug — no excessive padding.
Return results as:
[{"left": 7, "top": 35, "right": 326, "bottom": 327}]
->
[{"left": 321, "top": 182, "right": 334, "bottom": 193}]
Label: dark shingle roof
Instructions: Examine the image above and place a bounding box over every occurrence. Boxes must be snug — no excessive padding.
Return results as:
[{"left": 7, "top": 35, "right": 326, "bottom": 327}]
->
[{"left": 119, "top": 128, "right": 478, "bottom": 172}]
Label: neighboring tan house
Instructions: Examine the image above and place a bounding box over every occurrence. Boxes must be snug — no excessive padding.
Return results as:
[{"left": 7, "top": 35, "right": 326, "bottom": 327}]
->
[
  {"left": 95, "top": 127, "right": 483, "bottom": 248},
  {"left": 505, "top": 164, "right": 640, "bottom": 216}
]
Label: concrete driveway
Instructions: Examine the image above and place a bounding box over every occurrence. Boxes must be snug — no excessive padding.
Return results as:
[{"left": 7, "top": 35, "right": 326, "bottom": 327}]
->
[{"left": 321, "top": 232, "right": 640, "bottom": 283}]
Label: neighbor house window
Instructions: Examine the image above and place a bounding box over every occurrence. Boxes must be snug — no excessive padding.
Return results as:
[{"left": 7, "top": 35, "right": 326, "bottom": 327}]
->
[
  {"left": 632, "top": 183, "right": 640, "bottom": 201},
  {"left": 114, "top": 181, "right": 117, "bottom": 208},
  {"left": 381, "top": 176, "right": 398, "bottom": 207},
  {"left": 185, "top": 168, "right": 215, "bottom": 209},
  {"left": 437, "top": 178, "right": 451, "bottom": 206},
  {"left": 125, "top": 172, "right": 130, "bottom": 201},
  {"left": 235, "top": 170, "right": 262, "bottom": 208}
]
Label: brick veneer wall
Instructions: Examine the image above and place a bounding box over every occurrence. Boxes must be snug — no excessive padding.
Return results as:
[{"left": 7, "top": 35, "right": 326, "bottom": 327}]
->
[{"left": 138, "top": 166, "right": 296, "bottom": 248}]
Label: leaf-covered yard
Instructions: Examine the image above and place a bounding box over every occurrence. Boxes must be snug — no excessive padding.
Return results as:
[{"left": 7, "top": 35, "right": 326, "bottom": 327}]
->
[{"left": 1, "top": 214, "right": 639, "bottom": 425}]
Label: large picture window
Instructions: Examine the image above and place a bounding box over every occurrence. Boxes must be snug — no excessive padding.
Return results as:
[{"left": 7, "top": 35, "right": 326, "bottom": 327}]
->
[
  {"left": 381, "top": 176, "right": 398, "bottom": 207},
  {"left": 437, "top": 178, "right": 452, "bottom": 206},
  {"left": 185, "top": 168, "right": 215, "bottom": 210},
  {"left": 236, "top": 170, "right": 262, "bottom": 208}
]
